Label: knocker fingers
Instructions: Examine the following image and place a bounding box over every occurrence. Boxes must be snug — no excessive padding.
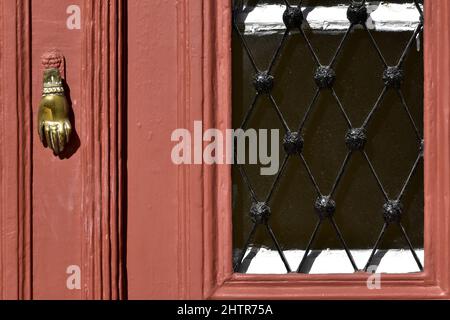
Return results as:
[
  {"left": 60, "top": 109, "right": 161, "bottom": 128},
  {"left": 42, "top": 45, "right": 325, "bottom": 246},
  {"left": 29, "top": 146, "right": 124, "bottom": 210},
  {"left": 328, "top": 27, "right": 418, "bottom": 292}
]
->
[
  {"left": 41, "top": 121, "right": 71, "bottom": 155},
  {"left": 57, "top": 126, "right": 67, "bottom": 153},
  {"left": 49, "top": 124, "right": 59, "bottom": 154},
  {"left": 44, "top": 124, "right": 52, "bottom": 150},
  {"left": 64, "top": 121, "right": 72, "bottom": 144}
]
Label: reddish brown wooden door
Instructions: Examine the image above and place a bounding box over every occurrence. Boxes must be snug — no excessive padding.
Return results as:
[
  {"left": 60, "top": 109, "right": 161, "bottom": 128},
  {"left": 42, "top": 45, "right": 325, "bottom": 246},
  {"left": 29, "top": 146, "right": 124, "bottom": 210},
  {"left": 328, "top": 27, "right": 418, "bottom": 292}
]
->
[
  {"left": 125, "top": 0, "right": 450, "bottom": 300},
  {"left": 125, "top": 0, "right": 205, "bottom": 299},
  {"left": 1, "top": 0, "right": 450, "bottom": 300}
]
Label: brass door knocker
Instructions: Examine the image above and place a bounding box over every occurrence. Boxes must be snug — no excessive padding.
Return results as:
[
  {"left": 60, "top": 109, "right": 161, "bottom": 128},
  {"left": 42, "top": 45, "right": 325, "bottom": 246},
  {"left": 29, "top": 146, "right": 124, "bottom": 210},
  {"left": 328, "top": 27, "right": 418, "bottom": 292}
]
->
[{"left": 38, "top": 50, "right": 72, "bottom": 155}]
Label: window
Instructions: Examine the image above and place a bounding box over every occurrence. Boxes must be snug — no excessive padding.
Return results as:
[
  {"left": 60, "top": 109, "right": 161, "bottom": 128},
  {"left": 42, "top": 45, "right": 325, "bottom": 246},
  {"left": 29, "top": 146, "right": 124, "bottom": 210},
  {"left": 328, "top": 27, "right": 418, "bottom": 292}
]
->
[{"left": 232, "top": 0, "right": 424, "bottom": 274}]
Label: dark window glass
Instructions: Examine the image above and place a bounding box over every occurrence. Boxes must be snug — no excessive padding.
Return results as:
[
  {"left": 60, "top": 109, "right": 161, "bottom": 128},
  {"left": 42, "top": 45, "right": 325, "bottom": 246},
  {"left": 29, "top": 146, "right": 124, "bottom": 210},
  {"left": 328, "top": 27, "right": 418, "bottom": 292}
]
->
[{"left": 232, "top": 0, "right": 424, "bottom": 274}]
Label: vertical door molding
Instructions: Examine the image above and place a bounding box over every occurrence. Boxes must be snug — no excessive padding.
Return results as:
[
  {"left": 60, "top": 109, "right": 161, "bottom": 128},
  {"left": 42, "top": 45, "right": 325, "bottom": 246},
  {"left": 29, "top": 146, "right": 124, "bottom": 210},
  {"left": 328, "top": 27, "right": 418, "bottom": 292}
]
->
[
  {"left": 175, "top": 0, "right": 209, "bottom": 299},
  {"left": 200, "top": 0, "right": 233, "bottom": 298},
  {"left": 424, "top": 0, "right": 450, "bottom": 295},
  {"left": 176, "top": 0, "right": 194, "bottom": 299},
  {"left": 80, "top": 0, "right": 124, "bottom": 299},
  {"left": 0, "top": 0, "right": 32, "bottom": 300}
]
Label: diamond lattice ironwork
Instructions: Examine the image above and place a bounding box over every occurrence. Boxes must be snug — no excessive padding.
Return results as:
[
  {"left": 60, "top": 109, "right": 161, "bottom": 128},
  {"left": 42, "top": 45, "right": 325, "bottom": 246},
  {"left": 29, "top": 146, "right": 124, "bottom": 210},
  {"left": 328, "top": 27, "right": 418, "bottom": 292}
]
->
[{"left": 233, "top": 0, "right": 424, "bottom": 273}]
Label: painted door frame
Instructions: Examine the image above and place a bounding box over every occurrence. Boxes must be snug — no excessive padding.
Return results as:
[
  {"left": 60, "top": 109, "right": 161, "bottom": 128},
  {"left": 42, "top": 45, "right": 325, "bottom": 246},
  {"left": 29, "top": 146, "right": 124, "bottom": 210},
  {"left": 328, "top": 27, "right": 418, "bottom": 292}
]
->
[
  {"left": 1, "top": 0, "right": 450, "bottom": 300},
  {"left": 192, "top": 0, "right": 450, "bottom": 299}
]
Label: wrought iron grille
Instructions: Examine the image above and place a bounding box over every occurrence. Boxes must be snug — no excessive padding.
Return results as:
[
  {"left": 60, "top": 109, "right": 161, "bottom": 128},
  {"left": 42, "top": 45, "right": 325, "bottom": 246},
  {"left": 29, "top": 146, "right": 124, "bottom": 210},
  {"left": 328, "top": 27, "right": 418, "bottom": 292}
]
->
[{"left": 232, "top": 0, "right": 424, "bottom": 273}]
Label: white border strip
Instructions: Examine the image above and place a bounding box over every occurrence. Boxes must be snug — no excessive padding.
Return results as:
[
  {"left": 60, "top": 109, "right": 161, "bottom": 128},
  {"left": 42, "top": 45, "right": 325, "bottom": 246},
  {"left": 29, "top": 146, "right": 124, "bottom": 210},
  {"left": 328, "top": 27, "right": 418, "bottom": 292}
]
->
[
  {"left": 239, "top": 248, "right": 424, "bottom": 274},
  {"left": 243, "top": 2, "right": 422, "bottom": 34}
]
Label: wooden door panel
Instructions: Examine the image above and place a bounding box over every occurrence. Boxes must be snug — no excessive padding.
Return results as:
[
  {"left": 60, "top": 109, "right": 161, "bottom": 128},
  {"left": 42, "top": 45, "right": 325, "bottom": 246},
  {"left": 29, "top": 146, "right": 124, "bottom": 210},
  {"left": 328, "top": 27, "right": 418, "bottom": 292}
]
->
[
  {"left": 2, "top": 0, "right": 450, "bottom": 300},
  {"left": 125, "top": 0, "right": 450, "bottom": 299},
  {"left": 203, "top": 0, "right": 450, "bottom": 299},
  {"left": 31, "top": 0, "right": 83, "bottom": 300},
  {"left": 126, "top": 0, "right": 179, "bottom": 299},
  {"left": 126, "top": 0, "right": 204, "bottom": 300},
  {"left": 1, "top": 0, "right": 123, "bottom": 300}
]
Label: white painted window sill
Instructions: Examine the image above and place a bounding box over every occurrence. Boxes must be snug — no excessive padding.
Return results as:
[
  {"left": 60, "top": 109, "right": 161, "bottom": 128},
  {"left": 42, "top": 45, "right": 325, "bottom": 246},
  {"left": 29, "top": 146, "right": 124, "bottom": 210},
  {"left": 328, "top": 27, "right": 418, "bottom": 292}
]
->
[
  {"left": 241, "top": 2, "right": 422, "bottom": 34},
  {"left": 237, "top": 247, "right": 424, "bottom": 274}
]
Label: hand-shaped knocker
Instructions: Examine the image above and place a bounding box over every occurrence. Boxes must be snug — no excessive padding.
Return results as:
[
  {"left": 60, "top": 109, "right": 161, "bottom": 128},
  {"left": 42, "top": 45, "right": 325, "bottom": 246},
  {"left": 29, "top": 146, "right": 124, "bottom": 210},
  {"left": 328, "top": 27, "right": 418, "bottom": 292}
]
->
[{"left": 38, "top": 51, "right": 72, "bottom": 155}]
